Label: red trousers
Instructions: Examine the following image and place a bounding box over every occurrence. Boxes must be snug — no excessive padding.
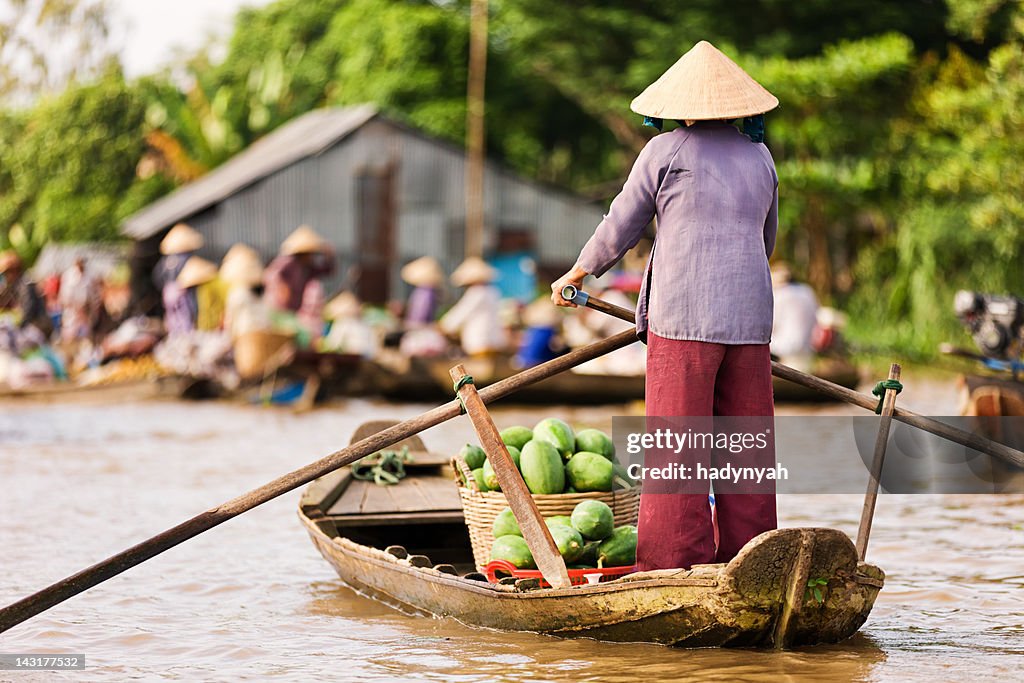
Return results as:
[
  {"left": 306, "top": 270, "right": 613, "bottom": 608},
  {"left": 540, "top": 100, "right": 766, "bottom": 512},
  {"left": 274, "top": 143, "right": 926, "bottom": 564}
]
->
[{"left": 637, "top": 334, "right": 777, "bottom": 570}]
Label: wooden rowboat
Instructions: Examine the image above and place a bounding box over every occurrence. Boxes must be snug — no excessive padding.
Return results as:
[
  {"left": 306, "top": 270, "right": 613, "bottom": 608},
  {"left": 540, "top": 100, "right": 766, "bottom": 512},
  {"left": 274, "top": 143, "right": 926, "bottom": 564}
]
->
[
  {"left": 959, "top": 374, "right": 1024, "bottom": 417},
  {"left": 298, "top": 425, "right": 885, "bottom": 648}
]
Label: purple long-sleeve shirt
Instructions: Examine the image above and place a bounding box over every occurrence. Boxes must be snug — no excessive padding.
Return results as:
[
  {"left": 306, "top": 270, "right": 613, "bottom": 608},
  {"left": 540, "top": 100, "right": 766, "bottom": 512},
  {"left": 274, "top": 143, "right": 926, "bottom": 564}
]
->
[{"left": 576, "top": 121, "right": 778, "bottom": 344}]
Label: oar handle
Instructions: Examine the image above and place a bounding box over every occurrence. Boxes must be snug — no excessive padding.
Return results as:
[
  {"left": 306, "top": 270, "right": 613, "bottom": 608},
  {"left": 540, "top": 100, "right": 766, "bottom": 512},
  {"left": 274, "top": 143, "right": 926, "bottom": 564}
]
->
[{"left": 560, "top": 285, "right": 636, "bottom": 324}]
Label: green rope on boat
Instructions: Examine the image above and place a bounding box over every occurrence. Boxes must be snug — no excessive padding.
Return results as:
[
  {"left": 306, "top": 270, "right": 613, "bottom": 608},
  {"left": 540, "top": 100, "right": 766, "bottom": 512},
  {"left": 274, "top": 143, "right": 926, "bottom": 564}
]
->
[
  {"left": 351, "top": 447, "right": 412, "bottom": 486},
  {"left": 453, "top": 374, "right": 474, "bottom": 414},
  {"left": 872, "top": 379, "right": 903, "bottom": 414}
]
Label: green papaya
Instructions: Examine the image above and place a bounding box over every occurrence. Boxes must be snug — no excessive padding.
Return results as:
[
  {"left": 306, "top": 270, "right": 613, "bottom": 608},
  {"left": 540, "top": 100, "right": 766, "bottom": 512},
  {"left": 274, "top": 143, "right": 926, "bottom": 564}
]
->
[
  {"left": 491, "top": 535, "right": 535, "bottom": 569},
  {"left": 598, "top": 525, "right": 638, "bottom": 567},
  {"left": 575, "top": 428, "right": 615, "bottom": 460},
  {"left": 571, "top": 499, "right": 615, "bottom": 540},
  {"left": 545, "top": 515, "right": 573, "bottom": 528},
  {"left": 492, "top": 507, "right": 522, "bottom": 537},
  {"left": 483, "top": 458, "right": 497, "bottom": 490},
  {"left": 500, "top": 425, "right": 534, "bottom": 451},
  {"left": 548, "top": 524, "right": 584, "bottom": 563},
  {"left": 533, "top": 418, "right": 575, "bottom": 460},
  {"left": 471, "top": 467, "right": 490, "bottom": 492},
  {"left": 565, "top": 452, "right": 614, "bottom": 492},
  {"left": 460, "top": 443, "right": 486, "bottom": 470},
  {"left": 482, "top": 446, "right": 522, "bottom": 491},
  {"left": 577, "top": 540, "right": 601, "bottom": 566},
  {"left": 568, "top": 563, "right": 596, "bottom": 570},
  {"left": 519, "top": 440, "right": 565, "bottom": 494}
]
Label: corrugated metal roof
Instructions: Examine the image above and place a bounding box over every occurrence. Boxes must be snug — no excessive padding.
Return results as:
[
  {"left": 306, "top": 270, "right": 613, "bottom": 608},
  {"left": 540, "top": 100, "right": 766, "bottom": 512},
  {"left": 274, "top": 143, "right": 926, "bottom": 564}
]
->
[
  {"left": 29, "top": 242, "right": 130, "bottom": 280},
  {"left": 121, "top": 104, "right": 379, "bottom": 239}
]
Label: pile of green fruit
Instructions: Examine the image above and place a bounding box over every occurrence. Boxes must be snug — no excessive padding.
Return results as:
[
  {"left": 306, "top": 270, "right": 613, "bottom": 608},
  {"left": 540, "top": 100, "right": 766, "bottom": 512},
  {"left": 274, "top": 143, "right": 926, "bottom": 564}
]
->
[
  {"left": 457, "top": 419, "right": 633, "bottom": 495},
  {"left": 489, "top": 499, "right": 638, "bottom": 569}
]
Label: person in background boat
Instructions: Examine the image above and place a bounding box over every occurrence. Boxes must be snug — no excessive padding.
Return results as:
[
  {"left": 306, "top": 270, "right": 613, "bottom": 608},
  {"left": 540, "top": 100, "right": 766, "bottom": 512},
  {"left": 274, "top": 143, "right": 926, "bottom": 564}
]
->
[
  {"left": 58, "top": 257, "right": 102, "bottom": 347},
  {"left": 401, "top": 256, "right": 444, "bottom": 327},
  {"left": 0, "top": 250, "right": 52, "bottom": 337},
  {"left": 514, "top": 297, "right": 566, "bottom": 368},
  {"left": 770, "top": 261, "right": 819, "bottom": 371},
  {"left": 154, "top": 223, "right": 203, "bottom": 335},
  {"left": 263, "top": 225, "right": 335, "bottom": 314},
  {"left": 440, "top": 257, "right": 509, "bottom": 357},
  {"left": 551, "top": 40, "right": 780, "bottom": 571},
  {"left": 176, "top": 257, "right": 226, "bottom": 332},
  {"left": 40, "top": 272, "right": 62, "bottom": 332},
  {"left": 321, "top": 291, "right": 379, "bottom": 358},
  {"left": 219, "top": 244, "right": 272, "bottom": 339}
]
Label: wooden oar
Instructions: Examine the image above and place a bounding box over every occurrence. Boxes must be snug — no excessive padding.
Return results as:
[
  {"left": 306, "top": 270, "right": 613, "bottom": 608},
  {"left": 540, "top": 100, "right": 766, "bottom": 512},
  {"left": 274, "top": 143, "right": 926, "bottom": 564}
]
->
[
  {"left": 855, "top": 363, "right": 901, "bottom": 560},
  {"left": 0, "top": 328, "right": 639, "bottom": 634},
  {"left": 450, "top": 364, "right": 572, "bottom": 589},
  {"left": 561, "top": 286, "right": 1024, "bottom": 468}
]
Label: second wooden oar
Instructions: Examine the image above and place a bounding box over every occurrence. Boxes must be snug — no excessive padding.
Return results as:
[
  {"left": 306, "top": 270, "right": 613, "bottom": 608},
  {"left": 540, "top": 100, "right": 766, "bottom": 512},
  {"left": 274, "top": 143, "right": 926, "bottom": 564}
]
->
[
  {"left": 451, "top": 364, "right": 572, "bottom": 589},
  {"left": 0, "top": 328, "right": 640, "bottom": 634},
  {"left": 561, "top": 285, "right": 1024, "bottom": 468}
]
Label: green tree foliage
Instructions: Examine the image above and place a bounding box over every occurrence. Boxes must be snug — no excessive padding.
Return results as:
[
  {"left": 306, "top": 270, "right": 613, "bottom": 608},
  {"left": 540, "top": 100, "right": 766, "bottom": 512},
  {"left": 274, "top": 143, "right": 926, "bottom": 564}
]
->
[
  {"left": 0, "top": 68, "right": 166, "bottom": 260},
  {"left": 850, "top": 13, "right": 1024, "bottom": 355}
]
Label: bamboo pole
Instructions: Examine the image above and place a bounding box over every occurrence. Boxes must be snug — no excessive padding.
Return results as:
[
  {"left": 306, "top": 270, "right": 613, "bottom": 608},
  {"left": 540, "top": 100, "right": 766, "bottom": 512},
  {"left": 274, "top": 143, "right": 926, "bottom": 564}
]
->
[
  {"left": 464, "top": 0, "right": 488, "bottom": 259},
  {"left": 451, "top": 364, "right": 571, "bottom": 588},
  {"left": 0, "top": 329, "right": 639, "bottom": 635},
  {"left": 855, "top": 364, "right": 901, "bottom": 560},
  {"left": 561, "top": 287, "right": 1024, "bottom": 468}
]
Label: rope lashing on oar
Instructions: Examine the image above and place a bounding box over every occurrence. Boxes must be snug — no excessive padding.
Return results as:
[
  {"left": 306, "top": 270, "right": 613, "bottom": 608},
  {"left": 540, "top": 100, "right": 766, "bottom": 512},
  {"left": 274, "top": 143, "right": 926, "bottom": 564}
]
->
[
  {"left": 453, "top": 374, "right": 474, "bottom": 414},
  {"left": 872, "top": 379, "right": 903, "bottom": 414},
  {"left": 351, "top": 447, "right": 411, "bottom": 486}
]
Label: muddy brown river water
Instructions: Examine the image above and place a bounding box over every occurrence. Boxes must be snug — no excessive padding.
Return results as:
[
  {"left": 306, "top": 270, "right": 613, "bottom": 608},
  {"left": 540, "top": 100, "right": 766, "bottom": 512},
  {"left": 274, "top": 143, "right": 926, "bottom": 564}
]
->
[{"left": 1, "top": 375, "right": 1022, "bottom": 681}]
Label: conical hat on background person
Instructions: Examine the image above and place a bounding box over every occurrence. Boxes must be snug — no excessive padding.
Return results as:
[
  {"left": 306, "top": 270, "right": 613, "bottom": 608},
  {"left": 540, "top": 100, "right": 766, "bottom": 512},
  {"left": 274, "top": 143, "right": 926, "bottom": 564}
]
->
[
  {"left": 630, "top": 41, "right": 778, "bottom": 121},
  {"left": 160, "top": 223, "right": 204, "bottom": 255},
  {"left": 280, "top": 225, "right": 329, "bottom": 256},
  {"left": 221, "top": 243, "right": 260, "bottom": 269},
  {"left": 176, "top": 256, "right": 218, "bottom": 289},
  {"left": 220, "top": 253, "right": 264, "bottom": 287},
  {"left": 220, "top": 244, "right": 263, "bottom": 286},
  {"left": 450, "top": 256, "right": 498, "bottom": 287},
  {"left": 324, "top": 291, "right": 362, "bottom": 320},
  {"left": 400, "top": 256, "right": 444, "bottom": 288}
]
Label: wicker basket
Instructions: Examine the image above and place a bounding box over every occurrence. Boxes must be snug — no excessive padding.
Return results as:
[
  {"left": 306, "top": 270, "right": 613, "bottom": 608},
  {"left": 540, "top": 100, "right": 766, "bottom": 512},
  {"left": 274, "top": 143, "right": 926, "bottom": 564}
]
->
[
  {"left": 452, "top": 456, "right": 641, "bottom": 571},
  {"left": 233, "top": 330, "right": 294, "bottom": 380}
]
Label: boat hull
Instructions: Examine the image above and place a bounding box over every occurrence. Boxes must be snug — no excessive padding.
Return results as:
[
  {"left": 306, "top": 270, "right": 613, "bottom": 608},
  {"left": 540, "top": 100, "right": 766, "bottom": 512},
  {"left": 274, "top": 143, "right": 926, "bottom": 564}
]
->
[{"left": 301, "top": 512, "right": 883, "bottom": 648}]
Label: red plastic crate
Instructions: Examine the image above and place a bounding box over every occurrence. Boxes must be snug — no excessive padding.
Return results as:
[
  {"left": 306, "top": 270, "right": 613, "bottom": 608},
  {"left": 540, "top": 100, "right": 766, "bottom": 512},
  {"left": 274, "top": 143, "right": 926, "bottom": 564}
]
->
[{"left": 484, "top": 559, "right": 636, "bottom": 587}]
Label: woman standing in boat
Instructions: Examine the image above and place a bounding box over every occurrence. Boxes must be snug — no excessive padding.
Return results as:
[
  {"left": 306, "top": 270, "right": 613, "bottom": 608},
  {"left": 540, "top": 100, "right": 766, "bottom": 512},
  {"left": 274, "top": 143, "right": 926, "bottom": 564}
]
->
[{"left": 552, "top": 41, "right": 780, "bottom": 570}]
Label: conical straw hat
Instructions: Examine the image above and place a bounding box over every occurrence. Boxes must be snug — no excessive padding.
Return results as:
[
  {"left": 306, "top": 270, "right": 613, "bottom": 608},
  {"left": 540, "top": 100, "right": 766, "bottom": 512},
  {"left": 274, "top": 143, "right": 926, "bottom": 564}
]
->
[
  {"left": 176, "top": 256, "right": 218, "bottom": 289},
  {"left": 324, "top": 291, "right": 362, "bottom": 320},
  {"left": 220, "top": 243, "right": 260, "bottom": 269},
  {"left": 280, "top": 225, "right": 329, "bottom": 255},
  {"left": 630, "top": 41, "right": 778, "bottom": 121},
  {"left": 401, "top": 256, "right": 444, "bottom": 288},
  {"left": 450, "top": 257, "right": 498, "bottom": 287},
  {"left": 220, "top": 243, "right": 263, "bottom": 286},
  {"left": 220, "top": 255, "right": 263, "bottom": 287},
  {"left": 160, "top": 223, "right": 204, "bottom": 255}
]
